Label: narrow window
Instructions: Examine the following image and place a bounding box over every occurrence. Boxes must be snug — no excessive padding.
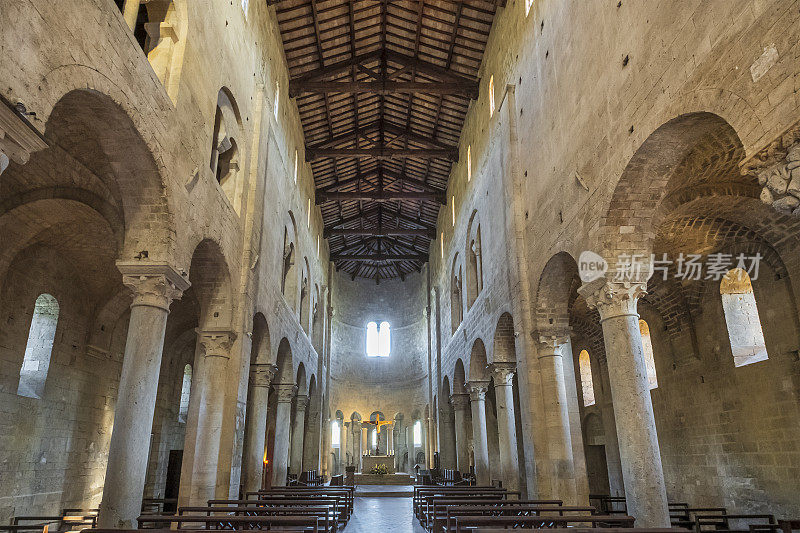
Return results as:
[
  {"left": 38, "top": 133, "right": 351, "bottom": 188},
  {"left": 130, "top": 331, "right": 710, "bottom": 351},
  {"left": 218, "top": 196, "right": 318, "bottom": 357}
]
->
[
  {"left": 332, "top": 420, "right": 340, "bottom": 447},
  {"left": 378, "top": 321, "right": 391, "bottom": 357},
  {"left": 488, "top": 75, "right": 495, "bottom": 118},
  {"left": 178, "top": 364, "right": 192, "bottom": 423},
  {"left": 366, "top": 322, "right": 379, "bottom": 357},
  {"left": 294, "top": 150, "right": 299, "bottom": 184},
  {"left": 274, "top": 81, "right": 280, "bottom": 121},
  {"left": 371, "top": 428, "right": 377, "bottom": 448},
  {"left": 17, "top": 294, "right": 59, "bottom": 399},
  {"left": 317, "top": 235, "right": 320, "bottom": 256},
  {"left": 307, "top": 198, "right": 311, "bottom": 228},
  {"left": 413, "top": 420, "right": 422, "bottom": 447},
  {"left": 241, "top": 0, "right": 249, "bottom": 16},
  {"left": 467, "top": 145, "right": 472, "bottom": 182},
  {"left": 526, "top": 0, "right": 534, "bottom": 16},
  {"left": 720, "top": 268, "right": 768, "bottom": 367},
  {"left": 440, "top": 233, "right": 444, "bottom": 260},
  {"left": 451, "top": 196, "right": 455, "bottom": 227},
  {"left": 639, "top": 319, "right": 658, "bottom": 389},
  {"left": 579, "top": 349, "right": 595, "bottom": 406}
]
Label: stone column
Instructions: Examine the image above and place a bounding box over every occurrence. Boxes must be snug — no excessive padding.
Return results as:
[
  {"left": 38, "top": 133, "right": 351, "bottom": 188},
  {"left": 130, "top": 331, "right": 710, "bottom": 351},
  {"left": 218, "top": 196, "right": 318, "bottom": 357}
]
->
[
  {"left": 579, "top": 279, "right": 669, "bottom": 528},
  {"left": 352, "top": 421, "right": 362, "bottom": 470},
  {"left": 98, "top": 263, "right": 188, "bottom": 529},
  {"left": 467, "top": 381, "right": 491, "bottom": 485},
  {"left": 242, "top": 363, "right": 277, "bottom": 494},
  {"left": 451, "top": 393, "right": 471, "bottom": 473},
  {"left": 598, "top": 358, "right": 625, "bottom": 497},
  {"left": 122, "top": 0, "right": 142, "bottom": 30},
  {"left": 271, "top": 384, "right": 297, "bottom": 486},
  {"left": 339, "top": 419, "right": 347, "bottom": 473},
  {"left": 492, "top": 363, "right": 520, "bottom": 492},
  {"left": 290, "top": 395, "right": 309, "bottom": 475},
  {"left": 388, "top": 425, "right": 394, "bottom": 456},
  {"left": 189, "top": 330, "right": 236, "bottom": 506},
  {"left": 537, "top": 332, "right": 576, "bottom": 503},
  {"left": 361, "top": 426, "right": 368, "bottom": 462}
]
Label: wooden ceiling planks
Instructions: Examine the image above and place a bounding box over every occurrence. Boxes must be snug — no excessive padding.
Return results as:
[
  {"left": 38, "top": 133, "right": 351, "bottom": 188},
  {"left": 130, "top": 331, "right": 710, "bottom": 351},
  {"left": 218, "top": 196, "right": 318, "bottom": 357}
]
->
[{"left": 271, "top": 0, "right": 503, "bottom": 280}]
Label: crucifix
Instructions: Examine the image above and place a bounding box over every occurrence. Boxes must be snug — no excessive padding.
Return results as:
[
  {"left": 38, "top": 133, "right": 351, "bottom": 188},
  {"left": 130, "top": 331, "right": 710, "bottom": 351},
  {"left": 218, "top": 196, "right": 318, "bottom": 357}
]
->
[{"left": 363, "top": 417, "right": 392, "bottom": 455}]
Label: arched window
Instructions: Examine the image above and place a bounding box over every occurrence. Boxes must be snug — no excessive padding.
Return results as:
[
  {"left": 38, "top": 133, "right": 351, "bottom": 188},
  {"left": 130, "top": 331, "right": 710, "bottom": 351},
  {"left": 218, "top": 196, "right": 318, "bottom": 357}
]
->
[
  {"left": 178, "top": 364, "right": 192, "bottom": 423},
  {"left": 413, "top": 420, "right": 422, "bottom": 447},
  {"left": 525, "top": 0, "right": 534, "bottom": 16},
  {"left": 639, "top": 319, "right": 658, "bottom": 389},
  {"left": 579, "top": 349, "right": 595, "bottom": 406},
  {"left": 371, "top": 428, "right": 377, "bottom": 449},
  {"left": 331, "top": 420, "right": 340, "bottom": 447},
  {"left": 378, "top": 321, "right": 391, "bottom": 357},
  {"left": 366, "top": 322, "right": 390, "bottom": 357},
  {"left": 720, "top": 268, "right": 768, "bottom": 367},
  {"left": 18, "top": 294, "right": 59, "bottom": 399},
  {"left": 210, "top": 88, "right": 243, "bottom": 212},
  {"left": 451, "top": 258, "right": 463, "bottom": 333}
]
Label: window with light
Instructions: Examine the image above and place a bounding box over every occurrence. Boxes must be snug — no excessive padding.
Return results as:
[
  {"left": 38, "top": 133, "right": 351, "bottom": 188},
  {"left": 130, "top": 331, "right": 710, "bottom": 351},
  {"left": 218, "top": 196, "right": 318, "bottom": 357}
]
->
[
  {"left": 331, "top": 420, "right": 340, "bottom": 447},
  {"left": 413, "top": 420, "right": 422, "bottom": 447},
  {"left": 371, "top": 428, "right": 377, "bottom": 448},
  {"left": 366, "top": 321, "right": 390, "bottom": 357}
]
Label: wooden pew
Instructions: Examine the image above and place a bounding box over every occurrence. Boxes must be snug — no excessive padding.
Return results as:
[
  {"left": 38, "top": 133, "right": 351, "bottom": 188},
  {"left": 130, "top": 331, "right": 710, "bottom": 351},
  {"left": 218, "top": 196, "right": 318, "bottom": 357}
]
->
[
  {"left": 177, "top": 506, "right": 333, "bottom": 533},
  {"left": 141, "top": 499, "right": 178, "bottom": 515},
  {"left": 206, "top": 499, "right": 342, "bottom": 529},
  {"left": 451, "top": 513, "right": 636, "bottom": 532},
  {"left": 423, "top": 496, "right": 549, "bottom": 530},
  {"left": 414, "top": 487, "right": 515, "bottom": 522},
  {"left": 132, "top": 514, "right": 323, "bottom": 532},
  {"left": 668, "top": 505, "right": 727, "bottom": 530},
  {"left": 440, "top": 505, "right": 596, "bottom": 533},
  {"left": 248, "top": 487, "right": 354, "bottom": 522},
  {"left": 694, "top": 513, "right": 776, "bottom": 533}
]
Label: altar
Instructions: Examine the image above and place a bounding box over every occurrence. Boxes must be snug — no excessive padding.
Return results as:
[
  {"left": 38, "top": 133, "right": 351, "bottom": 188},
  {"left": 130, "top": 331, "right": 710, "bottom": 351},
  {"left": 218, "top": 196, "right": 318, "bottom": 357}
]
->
[{"left": 362, "top": 454, "right": 395, "bottom": 475}]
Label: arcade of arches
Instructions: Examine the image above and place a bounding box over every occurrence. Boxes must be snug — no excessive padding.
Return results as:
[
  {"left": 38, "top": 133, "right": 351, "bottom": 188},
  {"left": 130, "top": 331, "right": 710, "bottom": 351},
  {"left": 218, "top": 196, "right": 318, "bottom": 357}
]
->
[{"left": 1, "top": 0, "right": 799, "bottom": 530}]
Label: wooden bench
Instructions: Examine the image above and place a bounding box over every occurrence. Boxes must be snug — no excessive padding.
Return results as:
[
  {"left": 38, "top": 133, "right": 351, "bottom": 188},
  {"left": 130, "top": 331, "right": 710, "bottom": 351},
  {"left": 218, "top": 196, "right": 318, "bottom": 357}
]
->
[
  {"left": 451, "top": 514, "right": 636, "bottom": 532},
  {"left": 133, "top": 514, "right": 323, "bottom": 531},
  {"left": 142, "top": 499, "right": 178, "bottom": 515},
  {"left": 589, "top": 495, "right": 628, "bottom": 515},
  {"left": 248, "top": 487, "right": 354, "bottom": 522},
  {"left": 423, "top": 498, "right": 557, "bottom": 531},
  {"left": 413, "top": 486, "right": 512, "bottom": 518},
  {"left": 695, "top": 513, "right": 776, "bottom": 533},
  {"left": 439, "top": 505, "right": 596, "bottom": 533},
  {"left": 205, "top": 500, "right": 342, "bottom": 529},
  {"left": 668, "top": 506, "right": 727, "bottom": 530},
  {"left": 177, "top": 506, "right": 334, "bottom": 533}
]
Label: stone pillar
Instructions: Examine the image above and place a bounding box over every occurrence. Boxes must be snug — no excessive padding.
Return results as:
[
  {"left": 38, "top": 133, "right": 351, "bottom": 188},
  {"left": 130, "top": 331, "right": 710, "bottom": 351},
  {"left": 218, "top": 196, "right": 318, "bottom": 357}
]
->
[
  {"left": 467, "top": 381, "right": 490, "bottom": 485},
  {"left": 388, "top": 425, "right": 394, "bottom": 456},
  {"left": 451, "top": 393, "right": 471, "bottom": 473},
  {"left": 352, "top": 421, "right": 362, "bottom": 470},
  {"left": 98, "top": 263, "right": 188, "bottom": 529},
  {"left": 339, "top": 419, "right": 347, "bottom": 473},
  {"left": 598, "top": 359, "right": 625, "bottom": 496},
  {"left": 189, "top": 330, "right": 236, "bottom": 506},
  {"left": 361, "top": 426, "right": 368, "bottom": 462},
  {"left": 271, "top": 384, "right": 297, "bottom": 486},
  {"left": 537, "top": 333, "right": 576, "bottom": 503},
  {"left": 242, "top": 363, "right": 277, "bottom": 494},
  {"left": 579, "top": 279, "right": 669, "bottom": 528},
  {"left": 123, "top": 0, "right": 142, "bottom": 30},
  {"left": 492, "top": 363, "right": 520, "bottom": 492},
  {"left": 290, "top": 395, "right": 308, "bottom": 475}
]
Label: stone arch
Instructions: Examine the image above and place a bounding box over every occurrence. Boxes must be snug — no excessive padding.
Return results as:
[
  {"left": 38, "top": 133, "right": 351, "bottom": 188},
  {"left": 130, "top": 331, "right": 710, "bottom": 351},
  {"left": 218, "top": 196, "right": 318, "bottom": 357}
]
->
[
  {"left": 295, "top": 362, "right": 307, "bottom": 396},
  {"left": 136, "top": 0, "right": 188, "bottom": 103},
  {"left": 43, "top": 89, "right": 174, "bottom": 260},
  {"left": 468, "top": 338, "right": 489, "bottom": 382},
  {"left": 188, "top": 239, "right": 233, "bottom": 331},
  {"left": 535, "top": 251, "right": 580, "bottom": 333},
  {"left": 350, "top": 411, "right": 362, "bottom": 423},
  {"left": 211, "top": 87, "right": 245, "bottom": 213},
  {"left": 451, "top": 253, "right": 464, "bottom": 333},
  {"left": 465, "top": 210, "right": 484, "bottom": 309},
  {"left": 490, "top": 312, "right": 516, "bottom": 364},
  {"left": 251, "top": 312, "right": 270, "bottom": 364},
  {"left": 601, "top": 112, "right": 746, "bottom": 268},
  {"left": 453, "top": 358, "right": 467, "bottom": 393},
  {"left": 274, "top": 338, "right": 294, "bottom": 383}
]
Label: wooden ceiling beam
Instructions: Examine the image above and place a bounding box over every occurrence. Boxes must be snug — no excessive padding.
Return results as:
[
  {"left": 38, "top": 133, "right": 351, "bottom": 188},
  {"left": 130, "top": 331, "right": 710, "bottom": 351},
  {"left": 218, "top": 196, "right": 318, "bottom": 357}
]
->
[
  {"left": 289, "top": 80, "right": 479, "bottom": 98},
  {"left": 326, "top": 228, "right": 435, "bottom": 238},
  {"left": 306, "top": 147, "right": 458, "bottom": 162},
  {"left": 316, "top": 190, "right": 445, "bottom": 204},
  {"left": 330, "top": 253, "right": 428, "bottom": 262}
]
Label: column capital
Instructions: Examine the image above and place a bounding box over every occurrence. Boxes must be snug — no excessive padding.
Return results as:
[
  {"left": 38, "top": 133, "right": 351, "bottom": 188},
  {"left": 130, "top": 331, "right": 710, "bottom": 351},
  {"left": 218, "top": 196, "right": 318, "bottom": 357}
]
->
[
  {"left": 249, "top": 363, "right": 278, "bottom": 388},
  {"left": 197, "top": 329, "right": 236, "bottom": 359},
  {"left": 451, "top": 392, "right": 471, "bottom": 410},
  {"left": 536, "top": 329, "right": 570, "bottom": 356},
  {"left": 352, "top": 420, "right": 362, "bottom": 429},
  {"left": 578, "top": 277, "right": 646, "bottom": 321},
  {"left": 295, "top": 394, "right": 309, "bottom": 411},
  {"left": 467, "top": 380, "right": 490, "bottom": 402},
  {"left": 117, "top": 261, "right": 190, "bottom": 311},
  {"left": 273, "top": 383, "right": 297, "bottom": 402},
  {"left": 0, "top": 100, "right": 48, "bottom": 173},
  {"left": 491, "top": 362, "right": 517, "bottom": 385}
]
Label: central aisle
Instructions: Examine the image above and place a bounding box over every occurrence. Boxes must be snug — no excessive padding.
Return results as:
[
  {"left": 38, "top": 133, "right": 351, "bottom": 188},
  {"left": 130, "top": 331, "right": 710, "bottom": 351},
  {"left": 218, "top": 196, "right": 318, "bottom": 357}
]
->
[{"left": 342, "top": 493, "right": 424, "bottom": 533}]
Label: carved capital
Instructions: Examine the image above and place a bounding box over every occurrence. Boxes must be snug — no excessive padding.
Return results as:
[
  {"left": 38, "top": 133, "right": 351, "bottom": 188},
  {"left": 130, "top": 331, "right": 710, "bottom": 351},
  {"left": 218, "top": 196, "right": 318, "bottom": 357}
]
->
[
  {"left": 198, "top": 330, "right": 236, "bottom": 359},
  {"left": 491, "top": 362, "right": 516, "bottom": 385},
  {"left": 250, "top": 363, "right": 278, "bottom": 388},
  {"left": 578, "top": 278, "right": 646, "bottom": 321},
  {"left": 295, "top": 394, "right": 309, "bottom": 411},
  {"left": 273, "top": 383, "right": 297, "bottom": 403},
  {"left": 117, "top": 261, "right": 190, "bottom": 311},
  {"left": 0, "top": 100, "right": 48, "bottom": 170},
  {"left": 537, "top": 329, "right": 571, "bottom": 356},
  {"left": 467, "top": 380, "right": 490, "bottom": 402},
  {"left": 450, "top": 392, "right": 470, "bottom": 411}
]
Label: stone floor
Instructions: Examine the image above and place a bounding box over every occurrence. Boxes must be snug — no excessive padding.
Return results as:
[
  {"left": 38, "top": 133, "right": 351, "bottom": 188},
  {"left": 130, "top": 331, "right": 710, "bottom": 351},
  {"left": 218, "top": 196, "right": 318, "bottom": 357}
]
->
[
  {"left": 354, "top": 484, "right": 414, "bottom": 497},
  {"left": 342, "top": 496, "right": 425, "bottom": 533}
]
